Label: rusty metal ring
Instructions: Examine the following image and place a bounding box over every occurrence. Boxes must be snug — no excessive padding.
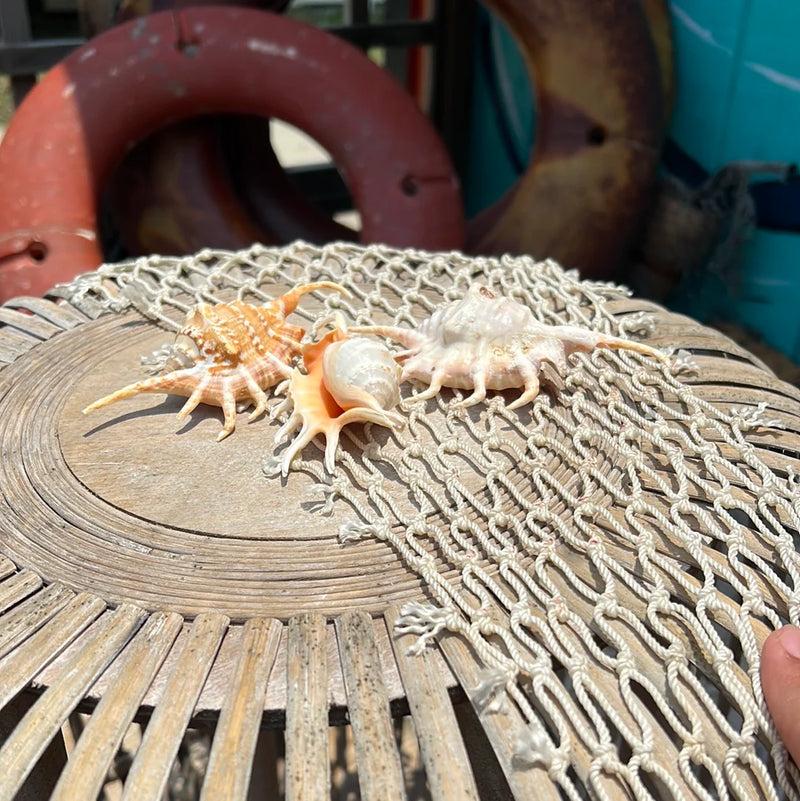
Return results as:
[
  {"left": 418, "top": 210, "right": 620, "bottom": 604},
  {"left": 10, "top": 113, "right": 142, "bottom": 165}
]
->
[
  {"left": 464, "top": 0, "right": 668, "bottom": 278},
  {"left": 0, "top": 7, "right": 464, "bottom": 301}
]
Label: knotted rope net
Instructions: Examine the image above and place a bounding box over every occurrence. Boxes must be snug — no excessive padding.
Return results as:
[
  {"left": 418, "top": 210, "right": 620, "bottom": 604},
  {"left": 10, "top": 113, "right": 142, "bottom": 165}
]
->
[{"left": 57, "top": 242, "right": 800, "bottom": 800}]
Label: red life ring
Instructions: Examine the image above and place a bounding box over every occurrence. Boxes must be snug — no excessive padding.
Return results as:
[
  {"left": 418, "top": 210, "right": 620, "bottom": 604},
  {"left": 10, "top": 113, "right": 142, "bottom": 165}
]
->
[
  {"left": 106, "top": 114, "right": 352, "bottom": 258},
  {"left": 0, "top": 7, "right": 464, "bottom": 301}
]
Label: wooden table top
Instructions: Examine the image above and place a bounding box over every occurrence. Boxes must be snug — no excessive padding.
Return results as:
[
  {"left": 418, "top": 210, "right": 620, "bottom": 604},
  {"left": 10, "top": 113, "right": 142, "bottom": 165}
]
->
[{"left": 0, "top": 244, "right": 799, "bottom": 801}]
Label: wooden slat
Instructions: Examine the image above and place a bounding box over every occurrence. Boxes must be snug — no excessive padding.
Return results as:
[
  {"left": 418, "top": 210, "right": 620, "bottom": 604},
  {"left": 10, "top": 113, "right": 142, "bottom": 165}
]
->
[
  {"left": 335, "top": 611, "right": 406, "bottom": 801},
  {"left": 0, "top": 692, "right": 66, "bottom": 801},
  {"left": 0, "top": 593, "right": 107, "bottom": 709},
  {"left": 453, "top": 700, "right": 515, "bottom": 801},
  {"left": 50, "top": 611, "right": 184, "bottom": 801},
  {"left": 0, "top": 604, "right": 146, "bottom": 801},
  {"left": 439, "top": 634, "right": 560, "bottom": 801},
  {"left": 0, "top": 584, "right": 75, "bottom": 658},
  {"left": 0, "top": 569, "right": 42, "bottom": 613},
  {"left": 45, "top": 289, "right": 108, "bottom": 320},
  {"left": 284, "top": 613, "right": 330, "bottom": 801},
  {"left": 121, "top": 612, "right": 230, "bottom": 801},
  {"left": 0, "top": 557, "right": 15, "bottom": 581},
  {"left": 385, "top": 606, "right": 480, "bottom": 801},
  {"left": 0, "top": 326, "right": 39, "bottom": 360},
  {"left": 200, "top": 618, "right": 282, "bottom": 801},
  {"left": 0, "top": 308, "right": 60, "bottom": 339},
  {"left": 2, "top": 296, "right": 87, "bottom": 329}
]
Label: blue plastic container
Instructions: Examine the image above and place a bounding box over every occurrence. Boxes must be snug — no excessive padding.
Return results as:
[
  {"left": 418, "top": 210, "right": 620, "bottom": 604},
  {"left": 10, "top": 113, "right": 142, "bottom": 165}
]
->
[{"left": 668, "top": 1, "right": 800, "bottom": 361}]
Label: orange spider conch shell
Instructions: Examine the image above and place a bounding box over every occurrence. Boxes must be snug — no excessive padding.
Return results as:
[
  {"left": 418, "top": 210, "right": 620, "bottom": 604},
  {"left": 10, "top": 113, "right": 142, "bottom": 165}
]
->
[
  {"left": 83, "top": 281, "right": 348, "bottom": 440},
  {"left": 272, "top": 328, "right": 404, "bottom": 475}
]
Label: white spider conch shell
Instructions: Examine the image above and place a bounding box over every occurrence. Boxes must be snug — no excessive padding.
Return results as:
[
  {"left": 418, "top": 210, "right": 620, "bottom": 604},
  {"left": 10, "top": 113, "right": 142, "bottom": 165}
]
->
[{"left": 354, "top": 282, "right": 667, "bottom": 409}]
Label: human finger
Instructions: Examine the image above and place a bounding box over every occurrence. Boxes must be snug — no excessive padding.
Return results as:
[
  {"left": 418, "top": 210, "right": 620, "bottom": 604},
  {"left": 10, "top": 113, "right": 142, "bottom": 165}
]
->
[{"left": 761, "top": 625, "right": 800, "bottom": 763}]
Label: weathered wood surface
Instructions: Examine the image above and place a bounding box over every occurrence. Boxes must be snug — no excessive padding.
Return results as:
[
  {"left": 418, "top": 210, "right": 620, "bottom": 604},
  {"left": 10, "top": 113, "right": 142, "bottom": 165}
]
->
[
  {"left": 2, "top": 296, "right": 87, "bottom": 329},
  {"left": 0, "top": 278, "right": 799, "bottom": 801},
  {"left": 386, "top": 604, "right": 481, "bottom": 801},
  {"left": 0, "top": 307, "right": 62, "bottom": 340},
  {"left": 1, "top": 300, "right": 794, "bottom": 629},
  {"left": 0, "top": 584, "right": 75, "bottom": 658},
  {"left": 0, "top": 594, "right": 107, "bottom": 706},
  {"left": 336, "top": 611, "right": 407, "bottom": 801},
  {"left": 0, "top": 315, "right": 436, "bottom": 620},
  {"left": 0, "top": 557, "right": 15, "bottom": 581},
  {"left": 284, "top": 613, "right": 330, "bottom": 801},
  {"left": 438, "top": 634, "right": 562, "bottom": 801},
  {"left": 0, "top": 569, "right": 42, "bottom": 613},
  {"left": 0, "top": 692, "right": 66, "bottom": 801},
  {"left": 49, "top": 611, "right": 184, "bottom": 801},
  {"left": 0, "top": 605, "right": 145, "bottom": 801},
  {"left": 120, "top": 613, "right": 229, "bottom": 801},
  {"left": 200, "top": 617, "right": 281, "bottom": 801}
]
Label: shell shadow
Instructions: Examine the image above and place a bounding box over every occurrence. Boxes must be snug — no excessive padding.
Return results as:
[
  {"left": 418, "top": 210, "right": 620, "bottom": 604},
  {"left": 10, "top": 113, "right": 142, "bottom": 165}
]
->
[{"left": 82, "top": 397, "right": 219, "bottom": 437}]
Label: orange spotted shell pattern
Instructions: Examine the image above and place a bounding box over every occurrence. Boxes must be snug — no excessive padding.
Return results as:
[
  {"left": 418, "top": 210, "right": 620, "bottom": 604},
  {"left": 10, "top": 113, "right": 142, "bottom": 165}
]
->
[{"left": 83, "top": 281, "right": 346, "bottom": 440}]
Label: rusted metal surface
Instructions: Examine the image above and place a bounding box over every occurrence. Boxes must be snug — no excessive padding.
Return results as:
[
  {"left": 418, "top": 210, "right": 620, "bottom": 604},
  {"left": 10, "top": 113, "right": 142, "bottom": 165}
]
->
[
  {"left": 106, "top": 116, "right": 272, "bottom": 257},
  {"left": 0, "top": 7, "right": 464, "bottom": 302},
  {"left": 467, "top": 0, "right": 669, "bottom": 278}
]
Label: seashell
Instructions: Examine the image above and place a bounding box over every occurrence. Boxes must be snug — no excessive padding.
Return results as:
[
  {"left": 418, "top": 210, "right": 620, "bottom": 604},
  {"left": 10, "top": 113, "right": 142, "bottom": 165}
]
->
[
  {"left": 83, "top": 281, "right": 348, "bottom": 440},
  {"left": 354, "top": 283, "right": 667, "bottom": 409},
  {"left": 273, "top": 327, "right": 404, "bottom": 475},
  {"left": 322, "top": 336, "right": 401, "bottom": 413}
]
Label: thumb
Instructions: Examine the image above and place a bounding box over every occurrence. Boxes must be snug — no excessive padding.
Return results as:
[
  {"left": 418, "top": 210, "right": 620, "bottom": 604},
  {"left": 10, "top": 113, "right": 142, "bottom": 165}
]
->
[{"left": 762, "top": 625, "right": 800, "bottom": 763}]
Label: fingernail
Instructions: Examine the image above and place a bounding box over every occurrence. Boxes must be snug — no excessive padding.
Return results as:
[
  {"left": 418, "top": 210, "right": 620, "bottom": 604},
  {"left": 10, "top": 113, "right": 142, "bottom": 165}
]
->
[{"left": 779, "top": 625, "right": 800, "bottom": 660}]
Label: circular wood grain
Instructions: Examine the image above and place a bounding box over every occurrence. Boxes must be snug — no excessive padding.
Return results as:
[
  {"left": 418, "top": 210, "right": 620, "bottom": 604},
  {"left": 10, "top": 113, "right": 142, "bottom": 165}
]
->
[
  {"left": 0, "top": 309, "right": 505, "bottom": 621},
  {"left": 2, "top": 275, "right": 800, "bottom": 801},
  {"left": 3, "top": 281, "right": 798, "bottom": 627},
  {"left": 3, "top": 295, "right": 791, "bottom": 626}
]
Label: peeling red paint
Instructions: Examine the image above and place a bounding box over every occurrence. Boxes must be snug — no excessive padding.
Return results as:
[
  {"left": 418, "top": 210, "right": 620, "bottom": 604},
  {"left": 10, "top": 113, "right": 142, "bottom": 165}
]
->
[{"left": 0, "top": 8, "right": 464, "bottom": 301}]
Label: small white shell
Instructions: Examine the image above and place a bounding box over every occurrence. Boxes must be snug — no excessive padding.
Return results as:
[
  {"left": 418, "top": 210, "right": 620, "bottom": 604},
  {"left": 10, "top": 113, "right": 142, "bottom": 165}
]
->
[{"left": 322, "top": 337, "right": 401, "bottom": 413}]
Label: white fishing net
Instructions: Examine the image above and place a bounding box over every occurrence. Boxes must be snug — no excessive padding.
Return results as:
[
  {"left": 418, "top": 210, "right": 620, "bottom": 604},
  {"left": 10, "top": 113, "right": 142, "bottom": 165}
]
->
[{"left": 56, "top": 241, "right": 800, "bottom": 800}]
